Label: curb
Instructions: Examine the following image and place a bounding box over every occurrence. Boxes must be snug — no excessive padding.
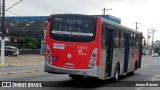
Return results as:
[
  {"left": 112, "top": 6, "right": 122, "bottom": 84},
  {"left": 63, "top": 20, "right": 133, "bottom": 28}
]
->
[
  {"left": 1, "top": 64, "right": 43, "bottom": 67},
  {"left": 0, "top": 64, "right": 5, "bottom": 68}
]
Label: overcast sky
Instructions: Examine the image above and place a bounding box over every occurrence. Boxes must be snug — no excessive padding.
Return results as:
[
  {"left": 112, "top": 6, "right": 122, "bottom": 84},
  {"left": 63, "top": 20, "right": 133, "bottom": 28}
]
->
[{"left": 5, "top": 0, "right": 160, "bottom": 41}]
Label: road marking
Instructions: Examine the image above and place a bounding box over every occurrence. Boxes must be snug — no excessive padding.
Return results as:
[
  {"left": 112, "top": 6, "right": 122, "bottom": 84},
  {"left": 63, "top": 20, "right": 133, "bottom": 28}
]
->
[
  {"left": 135, "top": 73, "right": 160, "bottom": 90},
  {"left": 152, "top": 75, "right": 160, "bottom": 81}
]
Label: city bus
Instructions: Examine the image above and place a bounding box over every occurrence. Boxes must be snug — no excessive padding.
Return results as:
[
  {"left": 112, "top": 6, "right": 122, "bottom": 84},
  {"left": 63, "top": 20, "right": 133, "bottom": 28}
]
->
[{"left": 44, "top": 14, "right": 144, "bottom": 81}]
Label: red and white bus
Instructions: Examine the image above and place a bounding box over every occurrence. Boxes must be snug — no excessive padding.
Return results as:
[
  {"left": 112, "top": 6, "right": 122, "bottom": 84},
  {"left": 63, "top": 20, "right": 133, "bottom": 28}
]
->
[{"left": 44, "top": 14, "right": 143, "bottom": 81}]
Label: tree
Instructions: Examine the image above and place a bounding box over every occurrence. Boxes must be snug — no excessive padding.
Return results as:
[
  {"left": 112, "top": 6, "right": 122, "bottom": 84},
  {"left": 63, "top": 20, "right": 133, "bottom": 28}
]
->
[{"left": 24, "top": 37, "right": 39, "bottom": 50}]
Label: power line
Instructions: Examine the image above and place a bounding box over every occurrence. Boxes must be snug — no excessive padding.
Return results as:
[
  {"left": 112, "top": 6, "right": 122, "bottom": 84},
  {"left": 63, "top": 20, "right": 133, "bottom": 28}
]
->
[
  {"left": 24, "top": 0, "right": 65, "bottom": 14},
  {"left": 82, "top": 0, "right": 99, "bottom": 8},
  {"left": 23, "top": 0, "right": 54, "bottom": 13},
  {"left": 6, "top": 0, "right": 23, "bottom": 11},
  {"left": 76, "top": 0, "right": 99, "bottom": 9},
  {"left": 35, "top": 0, "right": 65, "bottom": 13},
  {"left": 86, "top": 0, "right": 102, "bottom": 7},
  {"left": 6, "top": 10, "right": 21, "bottom": 16},
  {"left": 10, "top": 7, "right": 38, "bottom": 16}
]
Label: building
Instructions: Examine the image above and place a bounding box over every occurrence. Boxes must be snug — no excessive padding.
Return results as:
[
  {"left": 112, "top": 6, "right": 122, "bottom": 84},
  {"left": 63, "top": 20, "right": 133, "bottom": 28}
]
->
[{"left": 0, "top": 16, "right": 48, "bottom": 54}]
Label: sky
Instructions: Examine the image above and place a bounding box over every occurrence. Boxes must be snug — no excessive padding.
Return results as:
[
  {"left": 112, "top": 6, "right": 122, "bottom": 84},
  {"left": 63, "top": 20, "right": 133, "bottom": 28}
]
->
[{"left": 5, "top": 0, "right": 160, "bottom": 41}]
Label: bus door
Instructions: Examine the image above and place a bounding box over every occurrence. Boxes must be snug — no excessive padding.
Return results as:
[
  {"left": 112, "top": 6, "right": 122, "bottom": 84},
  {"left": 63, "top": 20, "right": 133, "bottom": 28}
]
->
[
  {"left": 105, "top": 28, "right": 114, "bottom": 77},
  {"left": 124, "top": 32, "right": 130, "bottom": 73},
  {"left": 138, "top": 35, "right": 143, "bottom": 68}
]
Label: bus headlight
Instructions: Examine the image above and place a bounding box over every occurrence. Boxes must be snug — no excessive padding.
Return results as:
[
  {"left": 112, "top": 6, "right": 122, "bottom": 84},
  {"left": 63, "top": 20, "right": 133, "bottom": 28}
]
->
[
  {"left": 89, "top": 48, "right": 98, "bottom": 68},
  {"left": 46, "top": 45, "right": 52, "bottom": 65}
]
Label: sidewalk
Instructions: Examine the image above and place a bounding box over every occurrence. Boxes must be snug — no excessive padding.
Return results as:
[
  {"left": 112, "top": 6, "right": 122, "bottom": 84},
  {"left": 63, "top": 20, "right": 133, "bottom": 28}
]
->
[
  {"left": 0, "top": 55, "right": 44, "bottom": 67},
  {"left": 142, "top": 55, "right": 160, "bottom": 61}
]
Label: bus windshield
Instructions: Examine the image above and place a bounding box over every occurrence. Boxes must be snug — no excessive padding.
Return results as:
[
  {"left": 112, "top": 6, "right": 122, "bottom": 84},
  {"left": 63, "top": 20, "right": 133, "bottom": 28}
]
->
[{"left": 50, "top": 15, "right": 96, "bottom": 42}]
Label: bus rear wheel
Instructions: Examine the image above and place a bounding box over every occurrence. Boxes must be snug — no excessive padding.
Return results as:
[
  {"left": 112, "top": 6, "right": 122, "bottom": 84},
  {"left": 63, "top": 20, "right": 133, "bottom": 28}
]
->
[
  {"left": 113, "top": 64, "right": 120, "bottom": 82},
  {"left": 69, "top": 74, "right": 84, "bottom": 80}
]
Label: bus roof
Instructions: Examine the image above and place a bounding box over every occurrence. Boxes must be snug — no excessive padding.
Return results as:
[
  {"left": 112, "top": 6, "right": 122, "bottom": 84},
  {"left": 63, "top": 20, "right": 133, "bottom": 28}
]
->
[{"left": 100, "top": 17, "right": 142, "bottom": 34}]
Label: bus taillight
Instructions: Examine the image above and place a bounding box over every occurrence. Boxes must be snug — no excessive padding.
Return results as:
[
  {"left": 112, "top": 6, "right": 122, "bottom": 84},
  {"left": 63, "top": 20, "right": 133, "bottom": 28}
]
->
[
  {"left": 89, "top": 48, "right": 98, "bottom": 68},
  {"left": 46, "top": 45, "right": 52, "bottom": 65}
]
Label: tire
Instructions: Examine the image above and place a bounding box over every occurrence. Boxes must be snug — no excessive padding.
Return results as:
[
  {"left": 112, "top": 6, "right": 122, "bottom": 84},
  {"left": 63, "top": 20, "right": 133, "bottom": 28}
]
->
[
  {"left": 14, "top": 55, "right": 18, "bottom": 57},
  {"left": 129, "top": 71, "right": 135, "bottom": 75},
  {"left": 69, "top": 74, "right": 84, "bottom": 80},
  {"left": 113, "top": 64, "right": 120, "bottom": 82},
  {"left": 10, "top": 53, "right": 14, "bottom": 56},
  {"left": 135, "top": 61, "right": 138, "bottom": 70}
]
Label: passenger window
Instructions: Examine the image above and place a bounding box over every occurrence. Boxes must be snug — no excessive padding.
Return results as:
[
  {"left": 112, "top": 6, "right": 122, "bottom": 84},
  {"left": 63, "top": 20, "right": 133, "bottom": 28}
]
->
[
  {"left": 119, "top": 30, "right": 124, "bottom": 48},
  {"left": 114, "top": 29, "right": 119, "bottom": 48},
  {"left": 102, "top": 25, "right": 106, "bottom": 48}
]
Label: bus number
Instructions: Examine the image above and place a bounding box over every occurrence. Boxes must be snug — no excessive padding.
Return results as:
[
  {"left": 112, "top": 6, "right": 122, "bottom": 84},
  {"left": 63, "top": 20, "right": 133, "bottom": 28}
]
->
[{"left": 66, "top": 19, "right": 81, "bottom": 25}]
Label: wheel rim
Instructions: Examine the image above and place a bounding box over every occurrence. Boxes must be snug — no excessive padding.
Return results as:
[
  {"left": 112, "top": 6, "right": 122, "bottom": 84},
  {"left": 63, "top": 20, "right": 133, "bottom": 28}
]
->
[{"left": 115, "top": 68, "right": 119, "bottom": 80}]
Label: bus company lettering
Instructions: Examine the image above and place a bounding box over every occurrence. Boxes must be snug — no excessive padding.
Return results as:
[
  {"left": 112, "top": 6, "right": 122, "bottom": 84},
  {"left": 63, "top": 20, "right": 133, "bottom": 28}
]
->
[
  {"left": 11, "top": 82, "right": 42, "bottom": 87},
  {"left": 77, "top": 46, "right": 88, "bottom": 55},
  {"left": 53, "top": 43, "right": 65, "bottom": 50}
]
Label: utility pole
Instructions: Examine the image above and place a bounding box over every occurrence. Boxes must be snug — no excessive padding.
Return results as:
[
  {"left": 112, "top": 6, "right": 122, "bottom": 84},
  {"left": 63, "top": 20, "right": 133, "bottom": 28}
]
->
[
  {"left": 151, "top": 29, "right": 157, "bottom": 56},
  {"left": 0, "top": 0, "right": 22, "bottom": 67},
  {"left": 147, "top": 29, "right": 151, "bottom": 56},
  {"left": 0, "top": 0, "right": 1, "bottom": 18},
  {"left": 0, "top": 0, "right": 5, "bottom": 67},
  {"left": 134, "top": 22, "right": 141, "bottom": 31},
  {"left": 148, "top": 29, "right": 157, "bottom": 56},
  {"left": 102, "top": 8, "right": 112, "bottom": 15}
]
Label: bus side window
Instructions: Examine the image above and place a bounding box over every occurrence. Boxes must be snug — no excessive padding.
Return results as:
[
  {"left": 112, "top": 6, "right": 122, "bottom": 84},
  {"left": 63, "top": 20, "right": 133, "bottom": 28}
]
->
[
  {"left": 135, "top": 34, "right": 138, "bottom": 49},
  {"left": 102, "top": 25, "right": 106, "bottom": 48},
  {"left": 130, "top": 33, "right": 133, "bottom": 49},
  {"left": 135, "top": 34, "right": 139, "bottom": 49},
  {"left": 133, "top": 33, "right": 136, "bottom": 49},
  {"left": 119, "top": 30, "right": 124, "bottom": 48},
  {"left": 114, "top": 29, "right": 119, "bottom": 48}
]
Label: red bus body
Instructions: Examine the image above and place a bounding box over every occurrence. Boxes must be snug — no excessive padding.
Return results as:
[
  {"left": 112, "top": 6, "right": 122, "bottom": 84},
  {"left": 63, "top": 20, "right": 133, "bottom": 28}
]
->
[{"left": 44, "top": 14, "right": 143, "bottom": 80}]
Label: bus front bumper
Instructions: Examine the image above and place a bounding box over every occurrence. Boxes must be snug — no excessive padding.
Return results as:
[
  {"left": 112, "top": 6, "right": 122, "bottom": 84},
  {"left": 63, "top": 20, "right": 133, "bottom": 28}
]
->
[{"left": 44, "top": 62, "right": 98, "bottom": 77}]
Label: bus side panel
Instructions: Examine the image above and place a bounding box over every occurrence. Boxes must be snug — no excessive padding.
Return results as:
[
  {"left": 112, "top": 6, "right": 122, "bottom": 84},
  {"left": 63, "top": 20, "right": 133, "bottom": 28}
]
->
[
  {"left": 119, "top": 48, "right": 125, "bottom": 75},
  {"left": 127, "top": 49, "right": 135, "bottom": 72},
  {"left": 96, "top": 18, "right": 107, "bottom": 80},
  {"left": 45, "top": 16, "right": 51, "bottom": 60},
  {"left": 111, "top": 48, "right": 120, "bottom": 77}
]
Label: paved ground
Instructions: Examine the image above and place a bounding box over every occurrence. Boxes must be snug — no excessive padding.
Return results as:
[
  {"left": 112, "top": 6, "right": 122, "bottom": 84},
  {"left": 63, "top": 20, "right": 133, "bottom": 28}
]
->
[
  {"left": 136, "top": 55, "right": 160, "bottom": 90},
  {"left": 1, "top": 54, "right": 160, "bottom": 67},
  {"left": 0, "top": 55, "right": 160, "bottom": 90},
  {"left": 1, "top": 55, "right": 44, "bottom": 67}
]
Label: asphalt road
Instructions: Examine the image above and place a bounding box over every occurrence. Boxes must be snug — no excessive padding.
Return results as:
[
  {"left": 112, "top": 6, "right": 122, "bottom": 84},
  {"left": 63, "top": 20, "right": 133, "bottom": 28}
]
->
[{"left": 0, "top": 56, "right": 160, "bottom": 90}]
